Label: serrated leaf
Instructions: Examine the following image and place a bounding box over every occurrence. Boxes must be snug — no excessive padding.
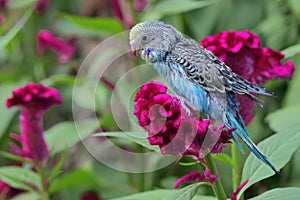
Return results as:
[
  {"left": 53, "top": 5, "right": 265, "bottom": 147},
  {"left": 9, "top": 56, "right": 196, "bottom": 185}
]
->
[
  {"left": 248, "top": 187, "right": 300, "bottom": 200},
  {"left": 0, "top": 166, "right": 41, "bottom": 192},
  {"left": 142, "top": 0, "right": 217, "bottom": 21},
  {"left": 93, "top": 131, "right": 160, "bottom": 151},
  {"left": 162, "top": 182, "right": 203, "bottom": 200},
  {"left": 265, "top": 105, "right": 300, "bottom": 132},
  {"left": 45, "top": 120, "right": 98, "bottom": 155},
  {"left": 239, "top": 127, "right": 300, "bottom": 197}
]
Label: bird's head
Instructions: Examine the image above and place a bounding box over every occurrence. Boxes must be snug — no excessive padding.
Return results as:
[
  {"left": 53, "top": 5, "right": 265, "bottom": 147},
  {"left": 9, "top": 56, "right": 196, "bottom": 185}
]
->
[{"left": 129, "top": 21, "right": 183, "bottom": 56}]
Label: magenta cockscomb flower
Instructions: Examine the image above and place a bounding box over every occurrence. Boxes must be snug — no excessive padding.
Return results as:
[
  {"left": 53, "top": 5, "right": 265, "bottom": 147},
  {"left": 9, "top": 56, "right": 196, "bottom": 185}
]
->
[
  {"left": 35, "top": 0, "right": 49, "bottom": 14},
  {"left": 201, "top": 30, "right": 295, "bottom": 123},
  {"left": 174, "top": 169, "right": 220, "bottom": 189},
  {"left": 112, "top": 0, "right": 133, "bottom": 28},
  {"left": 134, "top": 81, "right": 233, "bottom": 157},
  {"left": 6, "top": 83, "right": 62, "bottom": 163},
  {"left": 36, "top": 30, "right": 75, "bottom": 63},
  {"left": 134, "top": 0, "right": 149, "bottom": 11},
  {"left": 200, "top": 30, "right": 294, "bottom": 84},
  {"left": 230, "top": 180, "right": 249, "bottom": 200}
]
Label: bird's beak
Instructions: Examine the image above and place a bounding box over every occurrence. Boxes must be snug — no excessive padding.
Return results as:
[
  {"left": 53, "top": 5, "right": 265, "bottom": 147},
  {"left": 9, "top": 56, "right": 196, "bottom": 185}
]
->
[{"left": 129, "top": 40, "right": 140, "bottom": 56}]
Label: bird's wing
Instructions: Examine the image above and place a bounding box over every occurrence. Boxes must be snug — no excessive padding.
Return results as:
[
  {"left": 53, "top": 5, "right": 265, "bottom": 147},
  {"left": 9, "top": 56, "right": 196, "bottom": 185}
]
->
[{"left": 172, "top": 43, "right": 274, "bottom": 105}]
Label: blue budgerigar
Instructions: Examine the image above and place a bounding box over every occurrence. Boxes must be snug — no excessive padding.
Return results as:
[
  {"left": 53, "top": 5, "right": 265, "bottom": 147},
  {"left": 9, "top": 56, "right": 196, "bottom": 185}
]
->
[{"left": 129, "top": 21, "right": 280, "bottom": 175}]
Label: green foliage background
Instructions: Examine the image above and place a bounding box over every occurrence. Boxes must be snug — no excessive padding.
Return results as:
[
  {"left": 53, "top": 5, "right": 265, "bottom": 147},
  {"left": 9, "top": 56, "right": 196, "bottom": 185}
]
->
[{"left": 0, "top": 0, "right": 300, "bottom": 199}]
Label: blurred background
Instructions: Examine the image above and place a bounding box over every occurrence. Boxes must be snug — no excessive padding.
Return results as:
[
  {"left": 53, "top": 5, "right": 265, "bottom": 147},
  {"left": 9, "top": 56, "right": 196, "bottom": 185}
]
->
[{"left": 0, "top": 0, "right": 299, "bottom": 199}]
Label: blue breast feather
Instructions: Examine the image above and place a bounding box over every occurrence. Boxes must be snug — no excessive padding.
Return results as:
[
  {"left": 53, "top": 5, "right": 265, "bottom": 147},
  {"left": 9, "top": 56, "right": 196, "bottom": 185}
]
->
[{"left": 149, "top": 49, "right": 211, "bottom": 115}]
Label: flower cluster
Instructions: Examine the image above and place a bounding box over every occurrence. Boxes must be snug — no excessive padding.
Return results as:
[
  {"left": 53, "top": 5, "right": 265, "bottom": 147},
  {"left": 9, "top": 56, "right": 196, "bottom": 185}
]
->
[
  {"left": 134, "top": 81, "right": 233, "bottom": 157},
  {"left": 174, "top": 169, "right": 220, "bottom": 189},
  {"left": 6, "top": 83, "right": 62, "bottom": 163},
  {"left": 201, "top": 30, "right": 295, "bottom": 123},
  {"left": 36, "top": 30, "right": 75, "bottom": 63}
]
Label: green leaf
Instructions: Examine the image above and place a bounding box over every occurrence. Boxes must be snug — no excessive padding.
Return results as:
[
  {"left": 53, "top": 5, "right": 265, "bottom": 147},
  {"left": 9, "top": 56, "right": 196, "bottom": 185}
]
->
[
  {"left": 179, "top": 161, "right": 198, "bottom": 167},
  {"left": 288, "top": 0, "right": 300, "bottom": 22},
  {"left": 48, "top": 151, "right": 66, "bottom": 183},
  {"left": 10, "top": 192, "right": 39, "bottom": 200},
  {"left": 54, "top": 14, "right": 123, "bottom": 37},
  {"left": 45, "top": 120, "right": 98, "bottom": 155},
  {"left": 0, "top": 166, "right": 41, "bottom": 192},
  {"left": 7, "top": 0, "right": 36, "bottom": 10},
  {"left": 248, "top": 187, "right": 300, "bottom": 200},
  {"left": 284, "top": 65, "right": 300, "bottom": 107},
  {"left": 239, "top": 126, "right": 300, "bottom": 197},
  {"left": 0, "top": 151, "right": 29, "bottom": 163},
  {"left": 162, "top": 182, "right": 203, "bottom": 200},
  {"left": 111, "top": 189, "right": 173, "bottom": 200},
  {"left": 49, "top": 169, "right": 101, "bottom": 194},
  {"left": 0, "top": 82, "right": 24, "bottom": 138},
  {"left": 281, "top": 43, "right": 300, "bottom": 58},
  {"left": 141, "top": 0, "right": 217, "bottom": 21},
  {"left": 212, "top": 153, "right": 236, "bottom": 169},
  {"left": 41, "top": 75, "right": 75, "bottom": 86},
  {"left": 93, "top": 131, "right": 160, "bottom": 151},
  {"left": 0, "top": 8, "right": 33, "bottom": 51},
  {"left": 265, "top": 105, "right": 300, "bottom": 132}
]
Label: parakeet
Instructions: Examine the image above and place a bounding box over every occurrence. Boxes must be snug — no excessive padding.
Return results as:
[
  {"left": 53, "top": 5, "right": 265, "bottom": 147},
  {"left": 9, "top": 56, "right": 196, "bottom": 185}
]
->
[{"left": 129, "top": 21, "right": 280, "bottom": 175}]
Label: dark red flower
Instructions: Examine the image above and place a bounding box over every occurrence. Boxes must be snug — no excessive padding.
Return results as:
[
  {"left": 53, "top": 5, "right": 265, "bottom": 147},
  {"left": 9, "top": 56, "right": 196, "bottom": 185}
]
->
[
  {"left": 36, "top": 30, "right": 75, "bottom": 63},
  {"left": 35, "top": 0, "right": 49, "bottom": 14},
  {"left": 230, "top": 180, "right": 249, "bottom": 200},
  {"left": 0, "top": 180, "right": 23, "bottom": 200},
  {"left": 201, "top": 30, "right": 295, "bottom": 123},
  {"left": 133, "top": 81, "right": 233, "bottom": 157},
  {"left": 174, "top": 169, "right": 220, "bottom": 189},
  {"left": 134, "top": 0, "right": 149, "bottom": 11},
  {"left": 6, "top": 83, "right": 62, "bottom": 163},
  {"left": 0, "top": 0, "right": 8, "bottom": 9},
  {"left": 81, "top": 191, "right": 102, "bottom": 200}
]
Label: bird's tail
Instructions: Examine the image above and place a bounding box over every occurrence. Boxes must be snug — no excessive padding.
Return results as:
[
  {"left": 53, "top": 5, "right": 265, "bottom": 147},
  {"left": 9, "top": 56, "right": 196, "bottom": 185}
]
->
[{"left": 224, "top": 93, "right": 281, "bottom": 176}]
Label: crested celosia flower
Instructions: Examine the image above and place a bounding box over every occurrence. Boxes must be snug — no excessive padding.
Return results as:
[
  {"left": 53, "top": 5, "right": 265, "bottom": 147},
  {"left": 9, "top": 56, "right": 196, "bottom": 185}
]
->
[
  {"left": 174, "top": 169, "right": 220, "bottom": 189},
  {"left": 35, "top": 0, "right": 49, "bottom": 14},
  {"left": 36, "top": 30, "right": 75, "bottom": 63},
  {"left": 230, "top": 180, "right": 249, "bottom": 200},
  {"left": 134, "top": 0, "right": 149, "bottom": 11},
  {"left": 201, "top": 30, "right": 295, "bottom": 123},
  {"left": 6, "top": 83, "right": 62, "bottom": 163},
  {"left": 134, "top": 81, "right": 233, "bottom": 157}
]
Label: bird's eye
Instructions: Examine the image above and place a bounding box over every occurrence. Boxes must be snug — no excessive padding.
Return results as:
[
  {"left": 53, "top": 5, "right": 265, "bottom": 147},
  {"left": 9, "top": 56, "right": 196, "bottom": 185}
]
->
[{"left": 142, "top": 35, "right": 148, "bottom": 41}]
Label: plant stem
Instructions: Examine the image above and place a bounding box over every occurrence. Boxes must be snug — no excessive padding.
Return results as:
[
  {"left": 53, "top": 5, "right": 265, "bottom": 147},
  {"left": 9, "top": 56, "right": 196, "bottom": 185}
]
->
[
  {"left": 205, "top": 154, "right": 227, "bottom": 200},
  {"left": 231, "top": 144, "right": 242, "bottom": 190},
  {"left": 36, "top": 164, "right": 50, "bottom": 200}
]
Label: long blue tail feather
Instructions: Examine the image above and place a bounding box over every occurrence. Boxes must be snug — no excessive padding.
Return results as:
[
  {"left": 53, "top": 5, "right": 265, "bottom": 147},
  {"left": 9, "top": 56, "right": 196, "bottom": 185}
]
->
[{"left": 224, "top": 93, "right": 281, "bottom": 176}]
